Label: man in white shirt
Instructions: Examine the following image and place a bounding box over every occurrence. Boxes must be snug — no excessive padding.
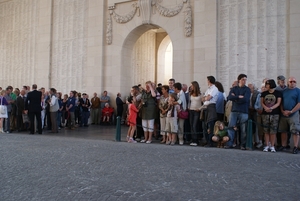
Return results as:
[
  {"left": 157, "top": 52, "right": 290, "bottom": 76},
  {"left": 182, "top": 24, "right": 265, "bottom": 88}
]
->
[{"left": 201, "top": 76, "right": 218, "bottom": 147}]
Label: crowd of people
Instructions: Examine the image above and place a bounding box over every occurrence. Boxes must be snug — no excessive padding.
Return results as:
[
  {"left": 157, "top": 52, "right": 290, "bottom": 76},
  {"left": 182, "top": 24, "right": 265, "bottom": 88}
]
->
[
  {"left": 0, "top": 86, "right": 114, "bottom": 135},
  {"left": 124, "top": 74, "right": 300, "bottom": 154},
  {"left": 0, "top": 73, "right": 299, "bottom": 154}
]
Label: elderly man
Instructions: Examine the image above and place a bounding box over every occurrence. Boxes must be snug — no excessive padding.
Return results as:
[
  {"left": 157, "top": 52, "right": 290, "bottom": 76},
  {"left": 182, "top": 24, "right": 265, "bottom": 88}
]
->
[
  {"left": 278, "top": 77, "right": 300, "bottom": 154},
  {"left": 100, "top": 91, "right": 110, "bottom": 109},
  {"left": 226, "top": 74, "right": 251, "bottom": 150},
  {"left": 90, "top": 93, "right": 100, "bottom": 124}
]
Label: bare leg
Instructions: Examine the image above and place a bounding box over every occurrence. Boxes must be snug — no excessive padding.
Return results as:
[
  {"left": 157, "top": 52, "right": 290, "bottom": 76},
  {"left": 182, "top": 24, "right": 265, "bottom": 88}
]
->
[
  {"left": 270, "top": 134, "right": 276, "bottom": 147},
  {"left": 130, "top": 126, "right": 136, "bottom": 138},
  {"left": 144, "top": 131, "right": 149, "bottom": 141},
  {"left": 293, "top": 134, "right": 299, "bottom": 147},
  {"left": 281, "top": 133, "right": 287, "bottom": 147},
  {"left": 148, "top": 132, "right": 153, "bottom": 142},
  {"left": 264, "top": 133, "right": 270, "bottom": 147}
]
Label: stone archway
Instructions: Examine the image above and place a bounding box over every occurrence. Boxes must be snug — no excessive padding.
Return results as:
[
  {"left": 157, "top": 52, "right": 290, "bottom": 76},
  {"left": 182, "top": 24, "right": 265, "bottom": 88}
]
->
[{"left": 121, "top": 24, "right": 171, "bottom": 89}]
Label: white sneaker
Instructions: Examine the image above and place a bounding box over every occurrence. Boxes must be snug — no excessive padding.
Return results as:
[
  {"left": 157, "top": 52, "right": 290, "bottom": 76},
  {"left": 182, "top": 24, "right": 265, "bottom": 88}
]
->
[
  {"left": 263, "top": 146, "right": 269, "bottom": 152},
  {"left": 256, "top": 142, "right": 263, "bottom": 148},
  {"left": 190, "top": 142, "right": 197, "bottom": 146},
  {"left": 128, "top": 138, "right": 137, "bottom": 143},
  {"left": 146, "top": 141, "right": 152, "bottom": 144},
  {"left": 179, "top": 140, "right": 184, "bottom": 145},
  {"left": 270, "top": 146, "right": 276, "bottom": 153}
]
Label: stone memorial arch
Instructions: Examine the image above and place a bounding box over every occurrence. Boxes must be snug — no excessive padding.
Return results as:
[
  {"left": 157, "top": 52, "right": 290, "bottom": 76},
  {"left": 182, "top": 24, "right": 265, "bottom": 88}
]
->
[
  {"left": 104, "top": 0, "right": 194, "bottom": 93},
  {"left": 0, "top": 0, "right": 299, "bottom": 98}
]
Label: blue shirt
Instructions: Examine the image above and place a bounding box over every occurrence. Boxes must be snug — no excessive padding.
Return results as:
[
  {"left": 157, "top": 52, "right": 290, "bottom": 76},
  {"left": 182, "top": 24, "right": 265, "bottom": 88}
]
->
[
  {"left": 67, "top": 97, "right": 76, "bottom": 112},
  {"left": 227, "top": 85, "right": 251, "bottom": 114},
  {"left": 282, "top": 87, "right": 300, "bottom": 116},
  {"left": 216, "top": 91, "right": 224, "bottom": 114}
]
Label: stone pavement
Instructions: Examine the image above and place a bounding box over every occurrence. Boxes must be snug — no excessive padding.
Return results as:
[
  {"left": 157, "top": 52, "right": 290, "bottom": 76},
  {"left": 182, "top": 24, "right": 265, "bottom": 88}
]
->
[{"left": 0, "top": 125, "right": 299, "bottom": 201}]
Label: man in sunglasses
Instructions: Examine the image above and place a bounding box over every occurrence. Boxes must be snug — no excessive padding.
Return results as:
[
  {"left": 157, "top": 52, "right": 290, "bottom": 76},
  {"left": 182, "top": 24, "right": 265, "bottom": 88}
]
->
[{"left": 278, "top": 77, "right": 300, "bottom": 154}]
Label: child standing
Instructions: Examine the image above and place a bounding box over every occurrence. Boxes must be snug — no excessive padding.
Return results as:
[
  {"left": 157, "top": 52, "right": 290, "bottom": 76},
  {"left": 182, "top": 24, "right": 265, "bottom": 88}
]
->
[
  {"left": 126, "top": 96, "right": 139, "bottom": 143},
  {"left": 212, "top": 121, "right": 229, "bottom": 148},
  {"left": 165, "top": 93, "right": 180, "bottom": 145}
]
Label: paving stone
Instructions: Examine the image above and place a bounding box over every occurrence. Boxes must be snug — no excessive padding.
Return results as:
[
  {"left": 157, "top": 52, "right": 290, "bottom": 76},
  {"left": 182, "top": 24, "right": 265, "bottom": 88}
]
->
[{"left": 0, "top": 125, "right": 299, "bottom": 200}]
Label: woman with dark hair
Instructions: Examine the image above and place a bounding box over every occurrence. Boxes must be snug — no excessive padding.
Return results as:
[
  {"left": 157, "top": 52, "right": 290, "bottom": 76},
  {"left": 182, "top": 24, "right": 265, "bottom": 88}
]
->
[
  {"left": 261, "top": 79, "right": 282, "bottom": 152},
  {"left": 215, "top": 81, "right": 226, "bottom": 121},
  {"left": 188, "top": 81, "right": 202, "bottom": 146},
  {"left": 158, "top": 85, "right": 169, "bottom": 143},
  {"left": 48, "top": 88, "right": 59, "bottom": 133}
]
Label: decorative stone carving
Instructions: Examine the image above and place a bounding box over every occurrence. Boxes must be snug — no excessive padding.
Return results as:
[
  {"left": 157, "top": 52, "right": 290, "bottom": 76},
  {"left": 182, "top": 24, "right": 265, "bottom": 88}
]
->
[
  {"left": 106, "top": 13, "right": 112, "bottom": 45},
  {"left": 139, "top": 0, "right": 152, "bottom": 24},
  {"left": 106, "top": 0, "right": 193, "bottom": 45},
  {"left": 112, "top": 3, "right": 138, "bottom": 23},
  {"left": 184, "top": 2, "right": 192, "bottom": 37},
  {"left": 153, "top": 0, "right": 184, "bottom": 17}
]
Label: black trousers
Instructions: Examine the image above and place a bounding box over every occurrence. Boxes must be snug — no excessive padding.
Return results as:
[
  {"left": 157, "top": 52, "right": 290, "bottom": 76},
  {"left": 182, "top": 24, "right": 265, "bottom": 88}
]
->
[{"left": 29, "top": 112, "right": 42, "bottom": 134}]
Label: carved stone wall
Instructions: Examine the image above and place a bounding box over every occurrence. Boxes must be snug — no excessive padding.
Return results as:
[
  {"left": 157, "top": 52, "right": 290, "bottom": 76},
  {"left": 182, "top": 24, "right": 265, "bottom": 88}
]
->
[
  {"left": 0, "top": 0, "right": 39, "bottom": 87},
  {"left": 51, "top": 0, "right": 88, "bottom": 93},
  {"left": 132, "top": 30, "right": 156, "bottom": 85},
  {"left": 217, "top": 0, "right": 287, "bottom": 89}
]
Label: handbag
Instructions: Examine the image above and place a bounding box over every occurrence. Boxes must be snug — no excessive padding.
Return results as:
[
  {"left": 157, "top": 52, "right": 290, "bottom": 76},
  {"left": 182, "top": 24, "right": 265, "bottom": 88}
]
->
[
  {"left": 178, "top": 105, "right": 189, "bottom": 119},
  {"left": 0, "top": 97, "right": 7, "bottom": 115}
]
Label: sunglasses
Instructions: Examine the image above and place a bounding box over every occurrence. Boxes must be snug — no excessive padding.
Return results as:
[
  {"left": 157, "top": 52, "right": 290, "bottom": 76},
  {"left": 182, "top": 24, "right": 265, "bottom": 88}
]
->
[{"left": 289, "top": 81, "right": 297, "bottom": 83}]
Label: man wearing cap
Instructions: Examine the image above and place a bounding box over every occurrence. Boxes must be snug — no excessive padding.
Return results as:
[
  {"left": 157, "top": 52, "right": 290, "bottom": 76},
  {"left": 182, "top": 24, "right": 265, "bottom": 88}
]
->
[
  {"left": 276, "top": 75, "right": 287, "bottom": 91},
  {"left": 278, "top": 76, "right": 300, "bottom": 154},
  {"left": 79, "top": 93, "right": 91, "bottom": 127}
]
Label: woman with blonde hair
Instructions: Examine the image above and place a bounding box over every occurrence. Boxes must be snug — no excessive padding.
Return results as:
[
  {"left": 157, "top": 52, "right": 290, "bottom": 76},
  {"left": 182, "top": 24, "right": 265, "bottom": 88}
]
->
[
  {"left": 212, "top": 121, "right": 229, "bottom": 148},
  {"left": 0, "top": 90, "right": 9, "bottom": 133}
]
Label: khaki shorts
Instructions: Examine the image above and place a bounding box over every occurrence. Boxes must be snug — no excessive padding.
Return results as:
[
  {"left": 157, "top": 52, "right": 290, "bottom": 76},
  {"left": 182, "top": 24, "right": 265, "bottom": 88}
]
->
[
  {"left": 261, "top": 114, "right": 279, "bottom": 134},
  {"left": 278, "top": 112, "right": 300, "bottom": 134}
]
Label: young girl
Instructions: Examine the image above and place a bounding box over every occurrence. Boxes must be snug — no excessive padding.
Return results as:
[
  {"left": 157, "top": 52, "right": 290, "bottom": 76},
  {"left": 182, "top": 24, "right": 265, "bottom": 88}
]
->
[
  {"left": 165, "top": 93, "right": 180, "bottom": 145},
  {"left": 212, "top": 121, "right": 229, "bottom": 148},
  {"left": 126, "top": 96, "right": 139, "bottom": 143}
]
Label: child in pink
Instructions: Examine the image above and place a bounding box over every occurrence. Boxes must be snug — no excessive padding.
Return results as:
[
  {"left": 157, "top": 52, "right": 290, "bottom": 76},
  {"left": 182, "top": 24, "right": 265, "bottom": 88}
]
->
[{"left": 126, "top": 96, "right": 139, "bottom": 143}]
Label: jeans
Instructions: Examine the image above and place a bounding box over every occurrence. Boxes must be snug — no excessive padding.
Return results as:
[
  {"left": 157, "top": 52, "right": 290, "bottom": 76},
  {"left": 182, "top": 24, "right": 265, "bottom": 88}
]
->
[
  {"left": 57, "top": 112, "right": 62, "bottom": 128},
  {"left": 4, "top": 112, "right": 11, "bottom": 132},
  {"left": 81, "top": 111, "right": 89, "bottom": 126},
  {"left": 227, "top": 112, "right": 248, "bottom": 147},
  {"left": 203, "top": 120, "right": 215, "bottom": 145},
  {"left": 189, "top": 110, "right": 200, "bottom": 143}
]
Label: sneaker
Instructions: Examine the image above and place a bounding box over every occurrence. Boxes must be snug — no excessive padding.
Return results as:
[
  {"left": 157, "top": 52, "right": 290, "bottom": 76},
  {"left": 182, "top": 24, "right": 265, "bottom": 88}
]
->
[
  {"left": 146, "top": 141, "right": 152, "bottom": 144},
  {"left": 190, "top": 142, "right": 197, "bottom": 146},
  {"left": 128, "top": 138, "right": 137, "bottom": 143},
  {"left": 277, "top": 146, "right": 287, "bottom": 151},
  {"left": 240, "top": 146, "right": 246, "bottom": 150},
  {"left": 140, "top": 140, "right": 146, "bottom": 143},
  {"left": 135, "top": 138, "right": 141, "bottom": 142},
  {"left": 170, "top": 142, "right": 175, "bottom": 146},
  {"left": 293, "top": 147, "right": 298, "bottom": 154},
  {"left": 263, "top": 146, "right": 269, "bottom": 152},
  {"left": 179, "top": 140, "right": 184, "bottom": 145},
  {"left": 166, "top": 141, "right": 171, "bottom": 145},
  {"left": 126, "top": 136, "right": 130, "bottom": 141},
  {"left": 256, "top": 142, "right": 263, "bottom": 149},
  {"left": 232, "top": 144, "right": 237, "bottom": 148},
  {"left": 270, "top": 147, "right": 276, "bottom": 153}
]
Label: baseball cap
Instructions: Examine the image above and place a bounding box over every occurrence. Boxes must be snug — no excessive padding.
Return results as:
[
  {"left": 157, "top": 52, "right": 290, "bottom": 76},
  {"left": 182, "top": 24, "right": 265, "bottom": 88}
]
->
[{"left": 277, "top": 75, "right": 285, "bottom": 81}]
